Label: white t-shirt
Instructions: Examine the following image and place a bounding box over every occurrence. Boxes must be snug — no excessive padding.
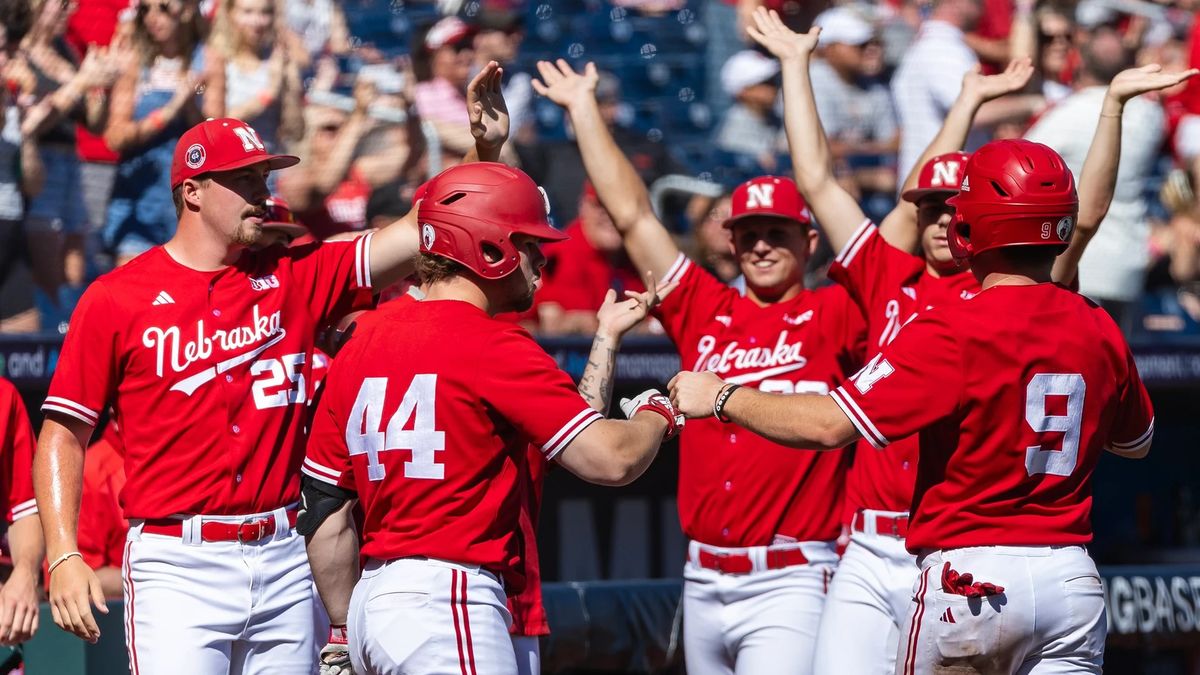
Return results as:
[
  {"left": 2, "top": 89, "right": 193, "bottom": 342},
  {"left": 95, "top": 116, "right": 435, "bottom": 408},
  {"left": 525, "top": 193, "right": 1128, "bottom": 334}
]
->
[
  {"left": 0, "top": 106, "right": 23, "bottom": 221},
  {"left": 1025, "top": 86, "right": 1166, "bottom": 302},
  {"left": 890, "top": 20, "right": 981, "bottom": 179}
]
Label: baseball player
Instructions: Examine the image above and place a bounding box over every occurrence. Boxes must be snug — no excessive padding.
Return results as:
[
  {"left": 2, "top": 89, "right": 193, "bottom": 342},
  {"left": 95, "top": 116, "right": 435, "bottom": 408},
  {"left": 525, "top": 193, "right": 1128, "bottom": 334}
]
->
[
  {"left": 0, "top": 377, "right": 41, "bottom": 647},
  {"left": 511, "top": 273, "right": 677, "bottom": 675},
  {"left": 33, "top": 117, "right": 425, "bottom": 673},
  {"left": 669, "top": 138, "right": 1155, "bottom": 674},
  {"left": 299, "top": 161, "right": 683, "bottom": 675},
  {"left": 534, "top": 59, "right": 866, "bottom": 674},
  {"left": 747, "top": 9, "right": 1198, "bottom": 673}
]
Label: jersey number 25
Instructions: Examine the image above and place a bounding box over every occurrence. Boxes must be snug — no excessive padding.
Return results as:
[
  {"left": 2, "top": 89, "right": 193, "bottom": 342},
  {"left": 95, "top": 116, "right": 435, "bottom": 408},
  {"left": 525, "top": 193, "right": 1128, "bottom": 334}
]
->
[{"left": 345, "top": 375, "right": 446, "bottom": 482}]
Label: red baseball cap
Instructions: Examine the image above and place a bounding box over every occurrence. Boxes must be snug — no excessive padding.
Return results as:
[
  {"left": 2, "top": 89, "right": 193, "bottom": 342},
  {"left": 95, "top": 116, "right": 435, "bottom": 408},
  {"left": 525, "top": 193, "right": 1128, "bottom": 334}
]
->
[
  {"left": 261, "top": 196, "right": 308, "bottom": 238},
  {"left": 901, "top": 151, "right": 971, "bottom": 204},
  {"left": 171, "top": 118, "right": 300, "bottom": 189},
  {"left": 722, "top": 176, "right": 812, "bottom": 229}
]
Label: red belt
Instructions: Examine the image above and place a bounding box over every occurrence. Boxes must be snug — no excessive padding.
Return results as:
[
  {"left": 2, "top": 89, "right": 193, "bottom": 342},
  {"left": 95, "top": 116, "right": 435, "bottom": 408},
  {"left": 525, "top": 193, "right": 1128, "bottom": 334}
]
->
[
  {"left": 853, "top": 510, "right": 909, "bottom": 538},
  {"left": 693, "top": 547, "right": 809, "bottom": 575},
  {"left": 142, "top": 510, "right": 298, "bottom": 543}
]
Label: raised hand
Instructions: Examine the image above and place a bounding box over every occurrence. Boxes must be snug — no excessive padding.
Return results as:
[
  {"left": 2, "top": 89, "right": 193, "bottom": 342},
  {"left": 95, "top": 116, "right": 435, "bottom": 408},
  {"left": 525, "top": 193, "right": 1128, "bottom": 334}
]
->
[
  {"left": 746, "top": 7, "right": 820, "bottom": 62},
  {"left": 595, "top": 271, "right": 679, "bottom": 339},
  {"left": 531, "top": 59, "right": 599, "bottom": 110},
  {"left": 1107, "top": 64, "right": 1199, "bottom": 105},
  {"left": 960, "top": 57, "right": 1035, "bottom": 104},
  {"left": 467, "top": 60, "right": 509, "bottom": 150}
]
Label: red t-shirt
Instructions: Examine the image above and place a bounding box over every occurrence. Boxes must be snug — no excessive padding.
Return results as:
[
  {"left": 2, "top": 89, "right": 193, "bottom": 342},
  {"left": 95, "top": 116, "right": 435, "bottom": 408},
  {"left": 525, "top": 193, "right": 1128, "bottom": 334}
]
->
[
  {"left": 43, "top": 236, "right": 374, "bottom": 518},
  {"left": 827, "top": 220, "right": 979, "bottom": 515},
  {"left": 303, "top": 296, "right": 602, "bottom": 590},
  {"left": 830, "top": 283, "right": 1155, "bottom": 551},
  {"left": 66, "top": 0, "right": 126, "bottom": 163},
  {"left": 287, "top": 169, "right": 373, "bottom": 240},
  {"left": 79, "top": 422, "right": 127, "bottom": 570},
  {"left": 507, "top": 445, "right": 550, "bottom": 637},
  {"left": 657, "top": 253, "right": 865, "bottom": 546},
  {"left": 0, "top": 377, "right": 36, "bottom": 524},
  {"left": 536, "top": 220, "right": 644, "bottom": 314}
]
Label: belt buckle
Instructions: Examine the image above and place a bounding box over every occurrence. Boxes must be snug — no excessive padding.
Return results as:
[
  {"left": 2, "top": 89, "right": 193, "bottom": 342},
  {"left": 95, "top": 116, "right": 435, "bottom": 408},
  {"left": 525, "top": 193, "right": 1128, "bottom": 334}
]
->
[{"left": 238, "top": 518, "right": 268, "bottom": 544}]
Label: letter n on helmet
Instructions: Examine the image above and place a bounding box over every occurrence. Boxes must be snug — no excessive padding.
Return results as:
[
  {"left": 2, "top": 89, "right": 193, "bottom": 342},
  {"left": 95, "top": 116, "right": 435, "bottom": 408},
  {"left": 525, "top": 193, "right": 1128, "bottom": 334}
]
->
[
  {"left": 945, "top": 140, "right": 1078, "bottom": 263},
  {"left": 416, "top": 162, "right": 568, "bottom": 279}
]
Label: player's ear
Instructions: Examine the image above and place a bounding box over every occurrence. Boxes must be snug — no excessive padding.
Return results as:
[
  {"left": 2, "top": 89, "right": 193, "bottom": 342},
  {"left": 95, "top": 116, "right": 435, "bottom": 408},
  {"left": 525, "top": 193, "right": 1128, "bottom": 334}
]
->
[{"left": 806, "top": 226, "right": 819, "bottom": 258}]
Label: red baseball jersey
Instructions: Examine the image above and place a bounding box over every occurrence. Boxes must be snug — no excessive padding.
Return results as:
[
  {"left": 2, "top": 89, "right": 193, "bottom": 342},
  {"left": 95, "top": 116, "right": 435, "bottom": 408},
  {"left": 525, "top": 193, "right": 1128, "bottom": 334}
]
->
[
  {"left": 830, "top": 283, "right": 1155, "bottom": 551},
  {"left": 828, "top": 220, "right": 980, "bottom": 515},
  {"left": 302, "top": 296, "right": 603, "bottom": 589},
  {"left": 508, "top": 445, "right": 550, "bottom": 637},
  {"left": 658, "top": 254, "right": 865, "bottom": 546},
  {"left": 78, "top": 423, "right": 128, "bottom": 571},
  {"left": 0, "top": 377, "right": 36, "bottom": 524},
  {"left": 43, "top": 236, "right": 374, "bottom": 519}
]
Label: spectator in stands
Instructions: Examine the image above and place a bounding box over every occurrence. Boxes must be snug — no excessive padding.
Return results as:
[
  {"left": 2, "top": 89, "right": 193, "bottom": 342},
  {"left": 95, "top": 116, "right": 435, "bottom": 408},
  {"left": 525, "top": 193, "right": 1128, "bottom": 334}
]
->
[
  {"left": 535, "top": 183, "right": 646, "bottom": 335},
  {"left": 0, "top": 0, "right": 42, "bottom": 333},
  {"left": 17, "top": 0, "right": 118, "bottom": 329},
  {"left": 206, "top": 0, "right": 305, "bottom": 155},
  {"left": 1150, "top": 168, "right": 1200, "bottom": 326},
  {"left": 890, "top": 0, "right": 983, "bottom": 177},
  {"left": 809, "top": 7, "right": 899, "bottom": 202},
  {"left": 691, "top": 192, "right": 742, "bottom": 287},
  {"left": 714, "top": 49, "right": 782, "bottom": 168},
  {"left": 285, "top": 0, "right": 349, "bottom": 66},
  {"left": 278, "top": 81, "right": 377, "bottom": 238},
  {"left": 413, "top": 16, "right": 476, "bottom": 155},
  {"left": 65, "top": 0, "right": 129, "bottom": 275},
  {"left": 102, "top": 0, "right": 211, "bottom": 266},
  {"left": 1010, "top": 0, "right": 1076, "bottom": 104},
  {"left": 518, "top": 70, "right": 683, "bottom": 224},
  {"left": 1026, "top": 27, "right": 1164, "bottom": 327},
  {"left": 77, "top": 420, "right": 126, "bottom": 600},
  {"left": 472, "top": 7, "right": 534, "bottom": 142}
]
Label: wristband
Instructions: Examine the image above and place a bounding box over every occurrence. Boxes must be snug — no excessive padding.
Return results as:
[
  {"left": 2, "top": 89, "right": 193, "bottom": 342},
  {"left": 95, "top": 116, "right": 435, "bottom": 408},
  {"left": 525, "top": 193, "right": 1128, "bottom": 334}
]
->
[
  {"left": 48, "top": 551, "right": 83, "bottom": 575},
  {"left": 145, "top": 109, "right": 165, "bottom": 132},
  {"left": 328, "top": 624, "right": 348, "bottom": 644},
  {"left": 713, "top": 383, "right": 741, "bottom": 423}
]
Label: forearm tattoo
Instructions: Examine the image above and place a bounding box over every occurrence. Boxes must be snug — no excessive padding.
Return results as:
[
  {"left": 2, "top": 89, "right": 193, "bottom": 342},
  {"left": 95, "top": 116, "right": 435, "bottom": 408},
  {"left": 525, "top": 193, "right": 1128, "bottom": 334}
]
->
[{"left": 579, "top": 334, "right": 618, "bottom": 416}]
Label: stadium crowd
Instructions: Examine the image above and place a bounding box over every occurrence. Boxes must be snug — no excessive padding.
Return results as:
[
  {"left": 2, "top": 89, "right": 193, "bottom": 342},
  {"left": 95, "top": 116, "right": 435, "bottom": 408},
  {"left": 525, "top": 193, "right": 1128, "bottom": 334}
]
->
[{"left": 0, "top": 0, "right": 1197, "bottom": 337}]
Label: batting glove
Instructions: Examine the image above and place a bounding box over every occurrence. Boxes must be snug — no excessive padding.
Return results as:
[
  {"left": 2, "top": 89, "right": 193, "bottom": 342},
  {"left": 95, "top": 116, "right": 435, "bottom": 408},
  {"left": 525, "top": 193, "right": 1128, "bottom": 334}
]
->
[
  {"left": 320, "top": 625, "right": 353, "bottom": 675},
  {"left": 620, "top": 389, "right": 685, "bottom": 440}
]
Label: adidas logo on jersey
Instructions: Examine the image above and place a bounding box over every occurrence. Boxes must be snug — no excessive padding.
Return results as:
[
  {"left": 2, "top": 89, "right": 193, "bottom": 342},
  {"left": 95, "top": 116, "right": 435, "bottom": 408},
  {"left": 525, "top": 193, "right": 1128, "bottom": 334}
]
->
[
  {"left": 152, "top": 291, "right": 176, "bottom": 306},
  {"left": 939, "top": 608, "right": 956, "bottom": 623}
]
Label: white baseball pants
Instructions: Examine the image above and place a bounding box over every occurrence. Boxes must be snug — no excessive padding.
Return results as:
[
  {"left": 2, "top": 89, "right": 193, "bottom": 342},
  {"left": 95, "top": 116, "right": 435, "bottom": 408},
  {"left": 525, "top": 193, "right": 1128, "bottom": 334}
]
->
[
  {"left": 682, "top": 540, "right": 838, "bottom": 675},
  {"left": 123, "top": 507, "right": 320, "bottom": 675},
  {"left": 348, "top": 557, "right": 516, "bottom": 675},
  {"left": 813, "top": 511, "right": 918, "bottom": 675},
  {"left": 896, "top": 545, "right": 1105, "bottom": 675}
]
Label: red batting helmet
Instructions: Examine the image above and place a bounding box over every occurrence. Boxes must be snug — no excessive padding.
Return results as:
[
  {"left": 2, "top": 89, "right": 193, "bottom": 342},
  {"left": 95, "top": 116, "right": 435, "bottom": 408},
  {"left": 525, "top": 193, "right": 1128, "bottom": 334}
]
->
[
  {"left": 722, "top": 176, "right": 812, "bottom": 229},
  {"left": 945, "top": 140, "right": 1077, "bottom": 263},
  {"left": 902, "top": 151, "right": 971, "bottom": 203},
  {"left": 261, "top": 196, "right": 308, "bottom": 238},
  {"left": 417, "top": 162, "right": 567, "bottom": 280}
]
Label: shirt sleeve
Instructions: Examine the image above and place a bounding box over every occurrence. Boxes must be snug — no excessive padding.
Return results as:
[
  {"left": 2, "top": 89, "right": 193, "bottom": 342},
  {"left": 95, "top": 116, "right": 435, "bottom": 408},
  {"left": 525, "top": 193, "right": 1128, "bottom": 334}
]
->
[
  {"left": 289, "top": 233, "right": 375, "bottom": 330},
  {"left": 42, "top": 282, "right": 121, "bottom": 427},
  {"left": 827, "top": 220, "right": 918, "bottom": 317},
  {"left": 478, "top": 328, "right": 603, "bottom": 461},
  {"left": 929, "top": 47, "right": 975, "bottom": 109},
  {"left": 1106, "top": 348, "right": 1154, "bottom": 456},
  {"left": 0, "top": 381, "right": 36, "bottom": 523},
  {"left": 829, "top": 311, "right": 962, "bottom": 449},
  {"left": 654, "top": 253, "right": 733, "bottom": 347},
  {"left": 303, "top": 382, "right": 357, "bottom": 492}
]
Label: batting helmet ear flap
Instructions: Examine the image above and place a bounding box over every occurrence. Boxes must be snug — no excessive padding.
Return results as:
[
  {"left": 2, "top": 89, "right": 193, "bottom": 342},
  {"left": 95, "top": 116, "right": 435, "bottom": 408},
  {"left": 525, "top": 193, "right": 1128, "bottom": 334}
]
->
[{"left": 947, "top": 211, "right": 973, "bottom": 263}]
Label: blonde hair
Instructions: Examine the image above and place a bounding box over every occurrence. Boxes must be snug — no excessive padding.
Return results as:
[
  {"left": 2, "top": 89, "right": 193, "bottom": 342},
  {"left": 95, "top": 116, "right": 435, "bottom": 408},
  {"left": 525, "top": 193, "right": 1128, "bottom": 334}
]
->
[
  {"left": 209, "top": 0, "right": 281, "bottom": 60},
  {"left": 132, "top": 0, "right": 206, "bottom": 67}
]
